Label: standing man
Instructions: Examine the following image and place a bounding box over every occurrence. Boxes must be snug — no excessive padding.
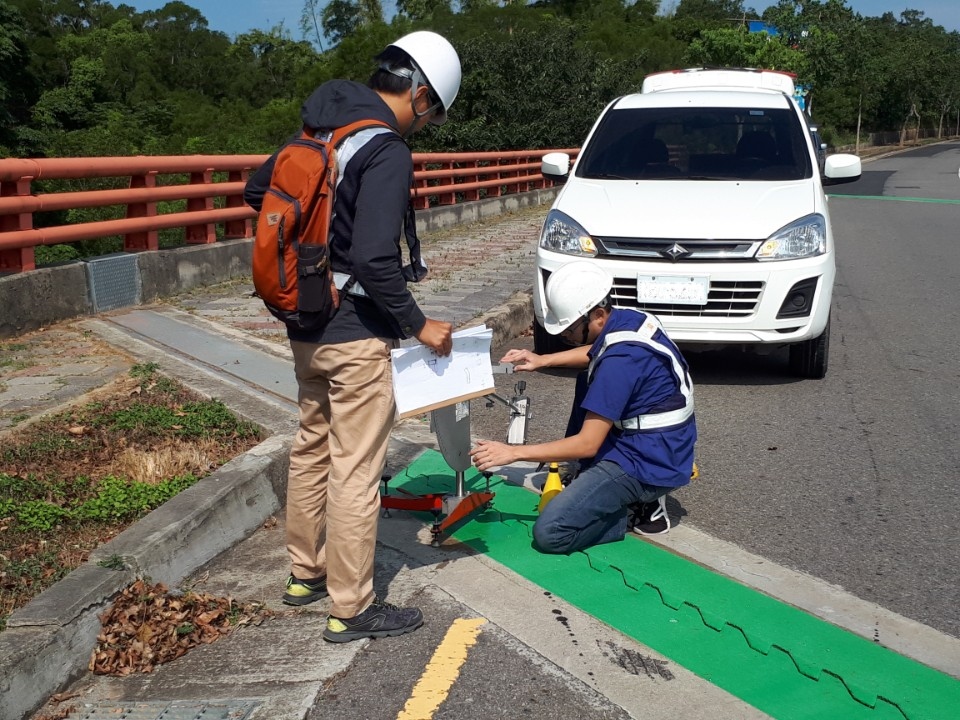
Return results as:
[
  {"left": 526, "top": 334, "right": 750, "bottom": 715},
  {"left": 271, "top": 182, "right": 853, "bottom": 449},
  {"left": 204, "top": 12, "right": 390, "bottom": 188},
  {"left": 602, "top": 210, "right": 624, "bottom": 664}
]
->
[
  {"left": 470, "top": 261, "right": 696, "bottom": 554},
  {"left": 244, "top": 31, "right": 461, "bottom": 642}
]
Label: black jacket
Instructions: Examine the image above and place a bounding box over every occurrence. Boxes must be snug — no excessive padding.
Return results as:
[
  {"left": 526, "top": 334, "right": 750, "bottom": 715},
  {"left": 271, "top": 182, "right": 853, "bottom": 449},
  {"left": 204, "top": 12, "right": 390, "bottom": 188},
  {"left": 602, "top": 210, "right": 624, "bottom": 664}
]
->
[{"left": 244, "top": 80, "right": 426, "bottom": 344}]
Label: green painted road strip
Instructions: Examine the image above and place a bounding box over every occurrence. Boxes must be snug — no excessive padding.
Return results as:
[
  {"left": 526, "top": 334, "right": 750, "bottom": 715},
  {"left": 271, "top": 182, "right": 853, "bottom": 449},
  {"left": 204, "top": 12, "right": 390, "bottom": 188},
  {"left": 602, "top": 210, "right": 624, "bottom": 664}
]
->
[
  {"left": 828, "top": 193, "right": 960, "bottom": 205},
  {"left": 396, "top": 450, "right": 959, "bottom": 720}
]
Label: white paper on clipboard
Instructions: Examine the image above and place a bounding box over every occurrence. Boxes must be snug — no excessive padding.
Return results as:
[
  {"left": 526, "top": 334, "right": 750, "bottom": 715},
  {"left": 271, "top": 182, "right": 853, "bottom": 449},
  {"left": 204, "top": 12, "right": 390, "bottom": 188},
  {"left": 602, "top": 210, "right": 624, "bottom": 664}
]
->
[{"left": 390, "top": 325, "right": 495, "bottom": 418}]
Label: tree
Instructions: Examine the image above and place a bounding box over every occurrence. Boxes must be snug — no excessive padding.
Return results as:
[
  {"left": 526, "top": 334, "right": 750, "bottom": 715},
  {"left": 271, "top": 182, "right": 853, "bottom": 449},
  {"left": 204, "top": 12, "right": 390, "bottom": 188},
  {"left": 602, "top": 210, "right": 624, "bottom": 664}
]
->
[
  {"left": 56, "top": 18, "right": 158, "bottom": 104},
  {"left": 396, "top": 0, "right": 452, "bottom": 22},
  {"left": 318, "top": 0, "right": 385, "bottom": 46},
  {"left": 666, "top": 0, "right": 749, "bottom": 44},
  {"left": 31, "top": 56, "right": 107, "bottom": 133},
  {"left": 928, "top": 33, "right": 960, "bottom": 138},
  {"left": 430, "top": 20, "right": 641, "bottom": 151},
  {"left": 683, "top": 25, "right": 806, "bottom": 74},
  {"left": 140, "top": 2, "right": 232, "bottom": 96},
  {"left": 674, "top": 0, "right": 747, "bottom": 22},
  {"left": 300, "top": 0, "right": 325, "bottom": 49},
  {"left": 229, "top": 27, "right": 318, "bottom": 101},
  {"left": 0, "top": 1, "right": 39, "bottom": 154}
]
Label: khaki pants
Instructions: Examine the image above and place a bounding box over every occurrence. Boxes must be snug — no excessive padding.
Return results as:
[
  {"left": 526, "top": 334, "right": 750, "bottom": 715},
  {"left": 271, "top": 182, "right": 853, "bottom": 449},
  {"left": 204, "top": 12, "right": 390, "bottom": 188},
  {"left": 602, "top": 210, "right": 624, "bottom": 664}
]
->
[{"left": 287, "top": 337, "right": 396, "bottom": 618}]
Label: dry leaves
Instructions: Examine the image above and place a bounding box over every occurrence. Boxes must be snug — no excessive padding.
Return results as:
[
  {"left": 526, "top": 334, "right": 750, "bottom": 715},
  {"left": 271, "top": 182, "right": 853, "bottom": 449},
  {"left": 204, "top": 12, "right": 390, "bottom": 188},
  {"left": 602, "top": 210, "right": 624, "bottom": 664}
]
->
[
  {"left": 35, "top": 706, "right": 75, "bottom": 720},
  {"left": 89, "top": 579, "right": 270, "bottom": 676}
]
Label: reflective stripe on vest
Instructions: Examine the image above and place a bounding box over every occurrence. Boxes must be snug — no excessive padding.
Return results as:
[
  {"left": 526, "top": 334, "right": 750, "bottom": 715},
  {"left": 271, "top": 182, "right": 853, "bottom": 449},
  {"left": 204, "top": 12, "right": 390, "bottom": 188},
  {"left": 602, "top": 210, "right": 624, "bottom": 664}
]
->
[{"left": 587, "top": 313, "right": 694, "bottom": 431}]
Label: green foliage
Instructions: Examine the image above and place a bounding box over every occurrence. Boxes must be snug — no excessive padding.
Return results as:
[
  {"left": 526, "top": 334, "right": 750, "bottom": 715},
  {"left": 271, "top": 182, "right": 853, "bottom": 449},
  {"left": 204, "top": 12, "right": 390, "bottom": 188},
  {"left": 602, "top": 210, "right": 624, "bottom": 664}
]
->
[
  {"left": 1, "top": 547, "right": 69, "bottom": 628},
  {"left": 1, "top": 433, "right": 85, "bottom": 464},
  {"left": 0, "top": 472, "right": 199, "bottom": 528},
  {"left": 35, "top": 244, "right": 81, "bottom": 266},
  {"left": 97, "top": 400, "right": 256, "bottom": 438},
  {"left": 684, "top": 27, "right": 808, "bottom": 76},
  {"left": 74, "top": 474, "right": 199, "bottom": 522},
  {"left": 14, "top": 499, "right": 68, "bottom": 531},
  {"left": 424, "top": 18, "right": 642, "bottom": 152},
  {"left": 130, "top": 362, "right": 161, "bottom": 379},
  {"left": 0, "top": 1, "right": 40, "bottom": 154}
]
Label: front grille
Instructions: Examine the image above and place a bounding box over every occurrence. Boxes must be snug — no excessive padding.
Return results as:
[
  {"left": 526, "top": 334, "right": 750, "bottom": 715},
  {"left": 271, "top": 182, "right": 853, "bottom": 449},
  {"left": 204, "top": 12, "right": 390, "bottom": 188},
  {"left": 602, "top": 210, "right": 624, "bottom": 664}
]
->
[
  {"left": 595, "top": 236, "right": 759, "bottom": 261},
  {"left": 611, "top": 278, "right": 764, "bottom": 317}
]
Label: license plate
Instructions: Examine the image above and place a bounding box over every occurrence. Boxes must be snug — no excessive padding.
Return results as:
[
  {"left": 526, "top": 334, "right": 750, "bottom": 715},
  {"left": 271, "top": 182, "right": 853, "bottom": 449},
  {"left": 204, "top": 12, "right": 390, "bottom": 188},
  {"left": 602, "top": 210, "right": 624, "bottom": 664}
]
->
[{"left": 636, "top": 275, "right": 709, "bottom": 305}]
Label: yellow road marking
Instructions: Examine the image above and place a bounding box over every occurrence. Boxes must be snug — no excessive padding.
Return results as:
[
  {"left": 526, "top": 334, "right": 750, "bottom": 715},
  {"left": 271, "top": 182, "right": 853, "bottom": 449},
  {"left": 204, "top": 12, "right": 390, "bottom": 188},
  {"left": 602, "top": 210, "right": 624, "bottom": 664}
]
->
[{"left": 396, "top": 617, "right": 487, "bottom": 720}]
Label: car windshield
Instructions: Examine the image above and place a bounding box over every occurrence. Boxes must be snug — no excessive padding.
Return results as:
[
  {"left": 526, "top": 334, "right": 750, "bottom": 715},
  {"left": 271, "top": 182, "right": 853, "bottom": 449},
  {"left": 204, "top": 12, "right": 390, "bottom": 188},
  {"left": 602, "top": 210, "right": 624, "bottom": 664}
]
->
[{"left": 577, "top": 106, "right": 812, "bottom": 181}]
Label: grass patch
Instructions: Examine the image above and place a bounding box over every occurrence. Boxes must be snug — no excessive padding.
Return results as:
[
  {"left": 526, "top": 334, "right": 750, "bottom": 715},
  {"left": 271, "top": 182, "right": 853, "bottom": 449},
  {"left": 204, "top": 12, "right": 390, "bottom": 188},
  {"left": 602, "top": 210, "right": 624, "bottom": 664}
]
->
[
  {"left": 0, "top": 363, "right": 262, "bottom": 631},
  {"left": 0, "top": 341, "right": 32, "bottom": 371}
]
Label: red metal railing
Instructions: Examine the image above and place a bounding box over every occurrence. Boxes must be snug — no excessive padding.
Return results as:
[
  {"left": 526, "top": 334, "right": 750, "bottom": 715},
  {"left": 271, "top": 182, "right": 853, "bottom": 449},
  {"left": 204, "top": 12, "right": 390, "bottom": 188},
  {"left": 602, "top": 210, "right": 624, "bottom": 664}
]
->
[{"left": 0, "top": 149, "right": 578, "bottom": 273}]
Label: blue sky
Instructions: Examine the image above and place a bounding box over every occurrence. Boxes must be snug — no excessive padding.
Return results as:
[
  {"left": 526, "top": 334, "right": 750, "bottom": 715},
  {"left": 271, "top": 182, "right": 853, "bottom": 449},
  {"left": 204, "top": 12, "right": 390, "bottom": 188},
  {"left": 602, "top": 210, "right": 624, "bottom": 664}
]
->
[{"left": 124, "top": 1, "right": 960, "bottom": 39}]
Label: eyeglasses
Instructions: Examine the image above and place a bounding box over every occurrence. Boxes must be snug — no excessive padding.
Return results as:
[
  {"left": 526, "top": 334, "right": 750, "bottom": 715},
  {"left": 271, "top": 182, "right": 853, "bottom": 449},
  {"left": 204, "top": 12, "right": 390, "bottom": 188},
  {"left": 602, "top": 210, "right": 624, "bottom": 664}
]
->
[{"left": 560, "top": 317, "right": 586, "bottom": 339}]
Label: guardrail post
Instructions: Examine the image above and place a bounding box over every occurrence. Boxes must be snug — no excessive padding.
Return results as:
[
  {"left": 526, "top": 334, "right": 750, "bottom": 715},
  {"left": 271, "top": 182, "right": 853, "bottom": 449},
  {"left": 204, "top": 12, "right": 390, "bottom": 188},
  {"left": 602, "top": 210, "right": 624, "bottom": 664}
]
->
[
  {"left": 124, "top": 172, "right": 159, "bottom": 252},
  {"left": 528, "top": 155, "right": 545, "bottom": 189},
  {"left": 412, "top": 160, "right": 430, "bottom": 210},
  {"left": 438, "top": 161, "right": 456, "bottom": 206},
  {"left": 186, "top": 170, "right": 216, "bottom": 244},
  {"left": 225, "top": 170, "right": 252, "bottom": 239},
  {"left": 503, "top": 163, "right": 519, "bottom": 196},
  {"left": 0, "top": 179, "right": 35, "bottom": 272},
  {"left": 463, "top": 161, "right": 480, "bottom": 202},
  {"left": 487, "top": 160, "right": 502, "bottom": 198}
]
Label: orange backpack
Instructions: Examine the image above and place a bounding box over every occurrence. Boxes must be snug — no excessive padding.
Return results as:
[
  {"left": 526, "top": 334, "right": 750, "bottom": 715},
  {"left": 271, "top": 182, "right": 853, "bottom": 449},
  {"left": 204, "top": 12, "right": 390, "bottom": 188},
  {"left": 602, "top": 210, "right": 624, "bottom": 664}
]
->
[{"left": 252, "top": 119, "right": 392, "bottom": 331}]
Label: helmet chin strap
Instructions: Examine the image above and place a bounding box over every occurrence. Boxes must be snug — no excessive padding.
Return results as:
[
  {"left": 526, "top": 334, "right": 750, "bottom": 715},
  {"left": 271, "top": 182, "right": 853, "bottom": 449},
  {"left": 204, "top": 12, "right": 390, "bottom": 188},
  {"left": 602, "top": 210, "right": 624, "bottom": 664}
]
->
[{"left": 380, "top": 63, "right": 441, "bottom": 138}]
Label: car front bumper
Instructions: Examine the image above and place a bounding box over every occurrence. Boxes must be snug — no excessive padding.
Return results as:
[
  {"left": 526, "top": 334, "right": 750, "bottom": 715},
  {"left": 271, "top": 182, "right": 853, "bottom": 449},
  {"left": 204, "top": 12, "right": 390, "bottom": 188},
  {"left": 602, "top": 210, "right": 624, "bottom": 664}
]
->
[{"left": 533, "top": 249, "right": 835, "bottom": 344}]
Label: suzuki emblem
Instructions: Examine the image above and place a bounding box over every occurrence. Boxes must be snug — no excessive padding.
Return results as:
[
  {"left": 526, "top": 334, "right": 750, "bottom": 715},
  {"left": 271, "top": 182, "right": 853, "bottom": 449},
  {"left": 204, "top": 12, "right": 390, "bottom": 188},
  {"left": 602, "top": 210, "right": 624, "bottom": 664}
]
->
[{"left": 662, "top": 243, "right": 690, "bottom": 262}]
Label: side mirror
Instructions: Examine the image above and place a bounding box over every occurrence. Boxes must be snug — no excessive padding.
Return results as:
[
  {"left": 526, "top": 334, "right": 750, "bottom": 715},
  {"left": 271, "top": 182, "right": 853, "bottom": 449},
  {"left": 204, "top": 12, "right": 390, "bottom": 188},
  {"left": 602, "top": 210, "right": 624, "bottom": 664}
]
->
[
  {"left": 542, "top": 152, "right": 570, "bottom": 184},
  {"left": 823, "top": 153, "right": 862, "bottom": 186}
]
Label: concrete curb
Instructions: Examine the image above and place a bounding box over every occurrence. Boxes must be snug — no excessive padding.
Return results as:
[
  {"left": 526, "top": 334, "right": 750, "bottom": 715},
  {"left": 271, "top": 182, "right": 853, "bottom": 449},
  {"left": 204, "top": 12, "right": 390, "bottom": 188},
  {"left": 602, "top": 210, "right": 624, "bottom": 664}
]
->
[
  {"left": 473, "top": 290, "right": 534, "bottom": 350},
  {"left": 0, "top": 290, "right": 533, "bottom": 720}
]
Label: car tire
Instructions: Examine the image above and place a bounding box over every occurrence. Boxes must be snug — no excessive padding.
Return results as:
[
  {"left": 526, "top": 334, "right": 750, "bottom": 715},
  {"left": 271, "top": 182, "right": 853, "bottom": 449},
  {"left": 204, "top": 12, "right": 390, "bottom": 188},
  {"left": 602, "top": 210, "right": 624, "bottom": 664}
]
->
[
  {"left": 788, "top": 318, "right": 830, "bottom": 379},
  {"left": 533, "top": 319, "right": 568, "bottom": 355}
]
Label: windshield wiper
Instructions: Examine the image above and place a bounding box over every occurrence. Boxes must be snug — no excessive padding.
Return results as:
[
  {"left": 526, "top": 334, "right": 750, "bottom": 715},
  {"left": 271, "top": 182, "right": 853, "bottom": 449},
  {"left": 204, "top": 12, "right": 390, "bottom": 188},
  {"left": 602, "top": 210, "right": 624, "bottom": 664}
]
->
[{"left": 585, "top": 172, "right": 632, "bottom": 180}]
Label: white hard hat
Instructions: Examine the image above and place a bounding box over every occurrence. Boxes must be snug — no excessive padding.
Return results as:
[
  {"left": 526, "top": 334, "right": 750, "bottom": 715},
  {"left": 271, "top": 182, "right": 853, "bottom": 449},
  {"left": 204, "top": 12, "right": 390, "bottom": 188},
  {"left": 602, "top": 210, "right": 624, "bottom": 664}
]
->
[
  {"left": 543, "top": 262, "right": 613, "bottom": 335},
  {"left": 388, "top": 31, "right": 461, "bottom": 126}
]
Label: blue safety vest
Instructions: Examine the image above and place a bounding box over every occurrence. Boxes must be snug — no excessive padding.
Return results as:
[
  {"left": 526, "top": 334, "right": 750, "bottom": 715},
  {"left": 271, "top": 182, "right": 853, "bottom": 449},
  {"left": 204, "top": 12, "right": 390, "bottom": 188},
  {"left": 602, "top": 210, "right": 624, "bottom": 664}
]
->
[{"left": 587, "top": 311, "right": 694, "bottom": 432}]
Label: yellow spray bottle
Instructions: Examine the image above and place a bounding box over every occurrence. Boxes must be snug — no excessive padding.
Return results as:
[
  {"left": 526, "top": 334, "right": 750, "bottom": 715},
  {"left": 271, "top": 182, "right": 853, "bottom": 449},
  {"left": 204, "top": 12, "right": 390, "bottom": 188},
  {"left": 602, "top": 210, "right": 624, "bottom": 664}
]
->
[{"left": 538, "top": 462, "right": 564, "bottom": 512}]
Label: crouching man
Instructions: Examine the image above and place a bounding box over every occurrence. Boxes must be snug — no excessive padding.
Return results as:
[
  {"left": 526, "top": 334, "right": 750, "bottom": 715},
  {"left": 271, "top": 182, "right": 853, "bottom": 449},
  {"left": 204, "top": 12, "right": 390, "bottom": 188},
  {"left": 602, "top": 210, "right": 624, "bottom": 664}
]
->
[{"left": 470, "top": 261, "right": 696, "bottom": 554}]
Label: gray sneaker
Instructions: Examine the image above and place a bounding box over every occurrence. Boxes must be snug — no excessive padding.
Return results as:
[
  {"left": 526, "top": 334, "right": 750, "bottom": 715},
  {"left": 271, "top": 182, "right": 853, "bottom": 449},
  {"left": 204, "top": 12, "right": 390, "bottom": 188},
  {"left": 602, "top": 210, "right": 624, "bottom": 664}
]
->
[{"left": 322, "top": 597, "right": 423, "bottom": 643}]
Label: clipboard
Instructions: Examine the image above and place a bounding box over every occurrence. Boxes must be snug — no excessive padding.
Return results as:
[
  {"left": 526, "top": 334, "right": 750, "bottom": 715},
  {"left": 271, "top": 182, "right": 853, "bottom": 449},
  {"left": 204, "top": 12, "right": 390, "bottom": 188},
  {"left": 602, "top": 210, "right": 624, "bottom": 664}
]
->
[{"left": 391, "top": 325, "right": 495, "bottom": 419}]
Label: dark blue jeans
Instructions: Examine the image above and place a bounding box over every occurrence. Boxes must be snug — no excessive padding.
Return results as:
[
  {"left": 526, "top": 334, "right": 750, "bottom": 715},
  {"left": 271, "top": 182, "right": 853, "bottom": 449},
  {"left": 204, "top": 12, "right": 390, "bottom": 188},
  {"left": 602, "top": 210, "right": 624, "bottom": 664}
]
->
[{"left": 532, "top": 460, "right": 668, "bottom": 554}]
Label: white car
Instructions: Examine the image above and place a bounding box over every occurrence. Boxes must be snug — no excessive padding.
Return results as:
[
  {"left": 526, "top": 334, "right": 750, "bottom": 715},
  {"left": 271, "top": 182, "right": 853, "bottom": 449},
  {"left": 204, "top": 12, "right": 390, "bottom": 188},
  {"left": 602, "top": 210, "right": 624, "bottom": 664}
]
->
[{"left": 535, "top": 68, "right": 861, "bottom": 378}]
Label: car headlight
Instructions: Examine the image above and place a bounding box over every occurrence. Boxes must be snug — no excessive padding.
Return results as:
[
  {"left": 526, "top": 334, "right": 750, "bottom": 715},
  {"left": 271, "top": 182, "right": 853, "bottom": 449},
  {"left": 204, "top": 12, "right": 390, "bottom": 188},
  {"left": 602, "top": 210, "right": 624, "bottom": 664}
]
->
[
  {"left": 756, "top": 214, "right": 827, "bottom": 260},
  {"left": 539, "top": 210, "right": 598, "bottom": 256}
]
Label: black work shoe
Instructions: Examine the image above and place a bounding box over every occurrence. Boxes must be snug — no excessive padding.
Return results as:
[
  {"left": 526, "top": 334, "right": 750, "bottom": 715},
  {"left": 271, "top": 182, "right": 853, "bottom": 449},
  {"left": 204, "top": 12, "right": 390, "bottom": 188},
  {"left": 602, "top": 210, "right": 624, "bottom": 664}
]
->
[
  {"left": 322, "top": 597, "right": 424, "bottom": 643},
  {"left": 629, "top": 495, "right": 671, "bottom": 536},
  {"left": 282, "top": 574, "right": 328, "bottom": 606}
]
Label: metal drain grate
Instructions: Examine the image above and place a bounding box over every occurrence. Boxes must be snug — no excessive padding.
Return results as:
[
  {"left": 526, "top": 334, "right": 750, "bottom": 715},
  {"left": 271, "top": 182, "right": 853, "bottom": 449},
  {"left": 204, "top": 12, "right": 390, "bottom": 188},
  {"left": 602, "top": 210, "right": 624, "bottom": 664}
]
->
[
  {"left": 77, "top": 699, "right": 260, "bottom": 720},
  {"left": 85, "top": 252, "right": 141, "bottom": 312}
]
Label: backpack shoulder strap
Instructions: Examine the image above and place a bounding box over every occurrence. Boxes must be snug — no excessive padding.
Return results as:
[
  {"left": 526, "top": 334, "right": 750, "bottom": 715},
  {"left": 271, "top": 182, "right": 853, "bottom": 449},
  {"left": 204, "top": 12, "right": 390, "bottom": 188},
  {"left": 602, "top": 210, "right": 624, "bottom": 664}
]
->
[{"left": 330, "top": 119, "right": 395, "bottom": 146}]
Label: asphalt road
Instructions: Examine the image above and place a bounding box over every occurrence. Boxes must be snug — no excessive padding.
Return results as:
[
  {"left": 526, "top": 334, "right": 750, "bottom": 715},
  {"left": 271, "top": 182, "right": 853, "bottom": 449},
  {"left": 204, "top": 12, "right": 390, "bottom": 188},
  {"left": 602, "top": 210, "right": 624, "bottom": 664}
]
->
[{"left": 471, "top": 141, "right": 960, "bottom": 639}]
